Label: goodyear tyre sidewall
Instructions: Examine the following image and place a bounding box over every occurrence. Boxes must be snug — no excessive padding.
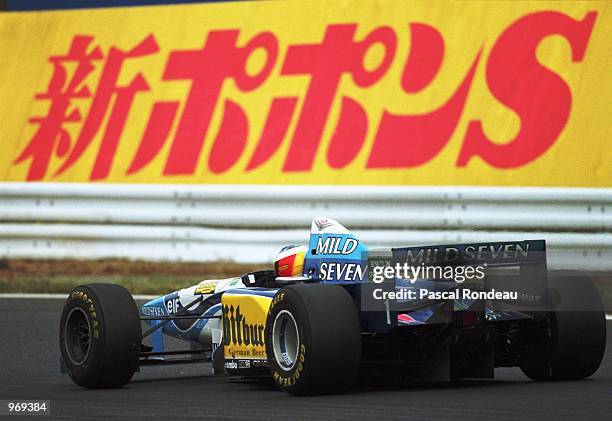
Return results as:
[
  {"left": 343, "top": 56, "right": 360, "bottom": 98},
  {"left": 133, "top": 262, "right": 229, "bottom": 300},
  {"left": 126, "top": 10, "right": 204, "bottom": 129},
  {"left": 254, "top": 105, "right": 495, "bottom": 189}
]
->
[
  {"left": 265, "top": 288, "right": 311, "bottom": 394},
  {"left": 59, "top": 286, "right": 106, "bottom": 387}
]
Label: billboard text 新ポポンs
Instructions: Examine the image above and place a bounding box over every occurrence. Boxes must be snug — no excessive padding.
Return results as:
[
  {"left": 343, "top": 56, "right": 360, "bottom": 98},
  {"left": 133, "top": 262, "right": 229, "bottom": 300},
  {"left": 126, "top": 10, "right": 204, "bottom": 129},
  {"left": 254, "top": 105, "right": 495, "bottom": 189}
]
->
[{"left": 0, "top": 0, "right": 610, "bottom": 186}]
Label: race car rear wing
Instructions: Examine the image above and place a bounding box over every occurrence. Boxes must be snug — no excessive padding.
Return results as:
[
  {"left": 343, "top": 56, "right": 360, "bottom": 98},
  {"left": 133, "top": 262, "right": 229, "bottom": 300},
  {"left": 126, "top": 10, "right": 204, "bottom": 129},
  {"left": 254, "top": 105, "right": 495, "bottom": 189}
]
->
[
  {"left": 391, "top": 239, "right": 547, "bottom": 268},
  {"left": 360, "top": 240, "right": 550, "bottom": 330},
  {"left": 390, "top": 240, "right": 548, "bottom": 305}
]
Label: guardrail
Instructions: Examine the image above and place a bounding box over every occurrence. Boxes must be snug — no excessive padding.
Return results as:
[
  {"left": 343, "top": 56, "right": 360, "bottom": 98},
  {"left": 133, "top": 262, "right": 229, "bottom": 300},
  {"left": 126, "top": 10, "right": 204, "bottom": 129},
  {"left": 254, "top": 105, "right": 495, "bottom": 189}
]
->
[{"left": 0, "top": 183, "right": 610, "bottom": 270}]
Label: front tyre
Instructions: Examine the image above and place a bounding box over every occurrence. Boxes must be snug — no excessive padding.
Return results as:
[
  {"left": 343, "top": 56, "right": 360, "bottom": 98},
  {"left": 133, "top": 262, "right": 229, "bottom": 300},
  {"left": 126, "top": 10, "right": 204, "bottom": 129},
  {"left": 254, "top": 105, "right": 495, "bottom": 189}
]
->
[
  {"left": 59, "top": 284, "right": 141, "bottom": 388},
  {"left": 265, "top": 284, "right": 361, "bottom": 395}
]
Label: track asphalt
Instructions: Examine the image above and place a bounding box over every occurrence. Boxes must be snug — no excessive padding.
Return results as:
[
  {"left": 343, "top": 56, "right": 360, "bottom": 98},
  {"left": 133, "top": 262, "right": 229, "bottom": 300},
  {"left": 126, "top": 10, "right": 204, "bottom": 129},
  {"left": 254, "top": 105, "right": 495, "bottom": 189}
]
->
[{"left": 0, "top": 298, "right": 610, "bottom": 420}]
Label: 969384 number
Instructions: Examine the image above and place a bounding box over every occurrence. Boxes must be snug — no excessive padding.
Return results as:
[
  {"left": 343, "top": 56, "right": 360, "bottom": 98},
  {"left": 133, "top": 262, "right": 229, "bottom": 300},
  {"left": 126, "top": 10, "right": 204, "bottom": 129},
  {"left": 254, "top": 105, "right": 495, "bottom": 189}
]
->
[{"left": 1, "top": 401, "right": 49, "bottom": 416}]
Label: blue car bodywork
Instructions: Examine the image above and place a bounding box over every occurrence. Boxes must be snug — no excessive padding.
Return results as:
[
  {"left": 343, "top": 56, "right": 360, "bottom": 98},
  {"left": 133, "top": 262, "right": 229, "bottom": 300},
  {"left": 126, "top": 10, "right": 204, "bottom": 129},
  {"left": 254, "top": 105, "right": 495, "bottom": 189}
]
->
[{"left": 139, "top": 217, "right": 548, "bottom": 379}]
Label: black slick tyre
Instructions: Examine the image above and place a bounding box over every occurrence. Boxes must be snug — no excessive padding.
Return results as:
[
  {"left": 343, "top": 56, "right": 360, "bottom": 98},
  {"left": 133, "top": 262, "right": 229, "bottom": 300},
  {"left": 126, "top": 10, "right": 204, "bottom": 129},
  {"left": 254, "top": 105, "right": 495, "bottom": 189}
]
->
[
  {"left": 265, "top": 284, "right": 361, "bottom": 395},
  {"left": 59, "top": 284, "right": 141, "bottom": 388},
  {"left": 521, "top": 277, "right": 606, "bottom": 381}
]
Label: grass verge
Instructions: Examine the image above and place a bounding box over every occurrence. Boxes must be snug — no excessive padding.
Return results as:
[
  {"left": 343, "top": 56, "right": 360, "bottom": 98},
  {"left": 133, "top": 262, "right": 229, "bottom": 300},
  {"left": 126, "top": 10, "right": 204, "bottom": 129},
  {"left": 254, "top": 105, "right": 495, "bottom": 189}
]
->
[{"left": 0, "top": 258, "right": 266, "bottom": 295}]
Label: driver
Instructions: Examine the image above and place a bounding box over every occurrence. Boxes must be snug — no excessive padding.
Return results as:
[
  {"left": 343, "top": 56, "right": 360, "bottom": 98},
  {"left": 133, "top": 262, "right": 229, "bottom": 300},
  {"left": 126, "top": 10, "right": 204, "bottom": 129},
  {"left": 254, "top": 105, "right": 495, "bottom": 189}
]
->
[{"left": 274, "top": 245, "right": 309, "bottom": 281}]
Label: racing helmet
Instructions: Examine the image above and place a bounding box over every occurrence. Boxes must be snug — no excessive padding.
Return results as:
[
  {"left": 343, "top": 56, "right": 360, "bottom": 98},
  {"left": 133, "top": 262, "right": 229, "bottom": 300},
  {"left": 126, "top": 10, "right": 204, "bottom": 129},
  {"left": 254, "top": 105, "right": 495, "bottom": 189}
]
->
[{"left": 274, "top": 245, "right": 309, "bottom": 280}]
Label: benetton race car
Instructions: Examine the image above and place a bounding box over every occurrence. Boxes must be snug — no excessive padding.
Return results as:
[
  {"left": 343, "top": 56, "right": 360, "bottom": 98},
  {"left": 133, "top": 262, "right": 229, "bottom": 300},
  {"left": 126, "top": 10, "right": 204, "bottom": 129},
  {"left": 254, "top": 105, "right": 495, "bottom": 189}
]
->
[{"left": 59, "top": 218, "right": 606, "bottom": 395}]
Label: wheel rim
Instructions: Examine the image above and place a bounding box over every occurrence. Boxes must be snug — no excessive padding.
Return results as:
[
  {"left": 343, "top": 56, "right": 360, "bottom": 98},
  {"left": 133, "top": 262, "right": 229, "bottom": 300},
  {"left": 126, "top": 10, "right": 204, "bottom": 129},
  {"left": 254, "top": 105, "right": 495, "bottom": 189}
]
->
[
  {"left": 64, "top": 307, "right": 91, "bottom": 365},
  {"left": 272, "top": 310, "right": 300, "bottom": 371}
]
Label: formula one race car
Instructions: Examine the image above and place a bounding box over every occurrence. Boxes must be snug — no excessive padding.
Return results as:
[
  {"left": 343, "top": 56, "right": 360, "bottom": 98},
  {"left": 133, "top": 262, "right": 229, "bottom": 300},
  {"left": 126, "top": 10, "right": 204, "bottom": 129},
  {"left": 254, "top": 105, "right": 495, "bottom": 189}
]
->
[{"left": 59, "top": 218, "right": 606, "bottom": 395}]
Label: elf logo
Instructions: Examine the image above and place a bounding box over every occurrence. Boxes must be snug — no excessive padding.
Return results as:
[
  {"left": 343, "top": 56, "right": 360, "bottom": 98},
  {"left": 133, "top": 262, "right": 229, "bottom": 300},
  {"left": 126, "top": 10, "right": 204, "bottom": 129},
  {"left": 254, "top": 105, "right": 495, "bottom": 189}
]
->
[{"left": 165, "top": 297, "right": 181, "bottom": 314}]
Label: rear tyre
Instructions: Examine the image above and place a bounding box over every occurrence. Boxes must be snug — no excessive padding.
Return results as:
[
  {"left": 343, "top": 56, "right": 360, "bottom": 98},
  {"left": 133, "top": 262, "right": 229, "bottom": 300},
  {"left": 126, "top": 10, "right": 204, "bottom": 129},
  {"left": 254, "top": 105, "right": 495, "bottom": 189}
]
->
[
  {"left": 265, "top": 284, "right": 361, "bottom": 395},
  {"left": 521, "top": 277, "right": 606, "bottom": 381},
  {"left": 59, "top": 284, "right": 141, "bottom": 388}
]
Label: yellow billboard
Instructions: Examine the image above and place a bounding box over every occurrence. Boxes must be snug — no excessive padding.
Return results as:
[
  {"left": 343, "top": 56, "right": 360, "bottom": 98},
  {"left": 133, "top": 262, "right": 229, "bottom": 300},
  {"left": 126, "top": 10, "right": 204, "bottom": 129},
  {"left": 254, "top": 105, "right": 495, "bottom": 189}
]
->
[{"left": 0, "top": 0, "right": 610, "bottom": 186}]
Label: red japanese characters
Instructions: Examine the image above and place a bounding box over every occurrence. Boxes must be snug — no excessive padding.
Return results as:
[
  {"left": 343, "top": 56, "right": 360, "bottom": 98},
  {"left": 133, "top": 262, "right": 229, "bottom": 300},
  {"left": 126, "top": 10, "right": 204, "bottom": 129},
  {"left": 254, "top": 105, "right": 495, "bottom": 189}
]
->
[{"left": 16, "top": 10, "right": 597, "bottom": 181}]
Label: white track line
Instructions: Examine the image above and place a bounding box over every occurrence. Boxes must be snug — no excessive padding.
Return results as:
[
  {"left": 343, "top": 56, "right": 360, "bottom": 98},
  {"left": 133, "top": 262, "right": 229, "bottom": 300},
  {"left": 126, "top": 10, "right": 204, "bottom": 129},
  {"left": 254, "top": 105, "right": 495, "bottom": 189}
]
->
[{"left": 0, "top": 293, "right": 157, "bottom": 300}]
